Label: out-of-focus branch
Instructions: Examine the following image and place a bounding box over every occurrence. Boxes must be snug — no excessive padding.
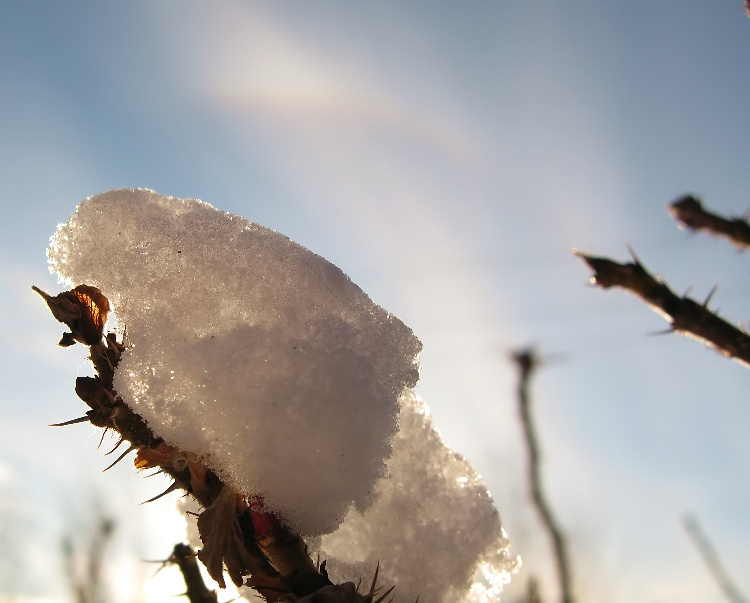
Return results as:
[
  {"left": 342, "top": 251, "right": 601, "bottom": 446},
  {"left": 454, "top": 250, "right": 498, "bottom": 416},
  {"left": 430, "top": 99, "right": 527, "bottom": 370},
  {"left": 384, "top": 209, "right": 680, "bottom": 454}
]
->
[
  {"left": 669, "top": 195, "right": 750, "bottom": 250},
  {"left": 169, "top": 543, "right": 218, "bottom": 603},
  {"left": 574, "top": 250, "right": 750, "bottom": 368},
  {"left": 526, "top": 576, "right": 542, "bottom": 603},
  {"left": 62, "top": 516, "right": 115, "bottom": 603},
  {"left": 512, "top": 349, "right": 575, "bottom": 603},
  {"left": 683, "top": 514, "right": 749, "bottom": 603}
]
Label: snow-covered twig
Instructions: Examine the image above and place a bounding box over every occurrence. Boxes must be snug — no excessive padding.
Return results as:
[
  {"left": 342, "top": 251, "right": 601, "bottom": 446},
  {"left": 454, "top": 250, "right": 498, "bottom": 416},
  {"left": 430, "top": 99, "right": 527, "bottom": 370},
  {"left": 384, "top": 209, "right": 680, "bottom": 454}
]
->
[
  {"left": 574, "top": 250, "right": 750, "bottom": 368},
  {"left": 512, "top": 349, "right": 575, "bottom": 603},
  {"left": 36, "top": 188, "right": 513, "bottom": 602},
  {"left": 669, "top": 195, "right": 750, "bottom": 250},
  {"left": 34, "top": 285, "right": 339, "bottom": 601}
]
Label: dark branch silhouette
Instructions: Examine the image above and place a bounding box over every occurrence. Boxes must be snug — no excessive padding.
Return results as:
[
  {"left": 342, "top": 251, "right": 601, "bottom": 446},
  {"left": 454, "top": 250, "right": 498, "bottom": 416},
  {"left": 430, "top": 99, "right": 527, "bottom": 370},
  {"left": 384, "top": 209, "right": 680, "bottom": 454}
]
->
[
  {"left": 574, "top": 250, "right": 750, "bottom": 368},
  {"left": 683, "top": 514, "right": 749, "bottom": 603},
  {"left": 512, "top": 348, "right": 575, "bottom": 603},
  {"left": 669, "top": 195, "right": 750, "bottom": 250},
  {"left": 169, "top": 543, "right": 219, "bottom": 603}
]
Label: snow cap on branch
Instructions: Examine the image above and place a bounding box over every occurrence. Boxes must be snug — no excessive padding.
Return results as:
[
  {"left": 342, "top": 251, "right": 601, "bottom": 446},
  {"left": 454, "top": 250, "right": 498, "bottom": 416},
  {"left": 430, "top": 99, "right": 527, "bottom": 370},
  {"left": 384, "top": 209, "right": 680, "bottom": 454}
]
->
[{"left": 48, "top": 188, "right": 421, "bottom": 535}]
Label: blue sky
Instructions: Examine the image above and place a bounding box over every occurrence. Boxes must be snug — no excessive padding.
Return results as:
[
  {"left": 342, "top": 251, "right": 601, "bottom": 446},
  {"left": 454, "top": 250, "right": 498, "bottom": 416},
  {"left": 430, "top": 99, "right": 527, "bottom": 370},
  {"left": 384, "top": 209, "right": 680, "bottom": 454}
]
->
[{"left": 1, "top": 2, "right": 750, "bottom": 601}]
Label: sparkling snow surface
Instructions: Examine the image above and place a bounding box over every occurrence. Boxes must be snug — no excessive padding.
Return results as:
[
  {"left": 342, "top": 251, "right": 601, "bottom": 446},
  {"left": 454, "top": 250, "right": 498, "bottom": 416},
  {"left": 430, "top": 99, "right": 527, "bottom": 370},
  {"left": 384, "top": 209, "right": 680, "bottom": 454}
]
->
[
  {"left": 314, "top": 390, "right": 515, "bottom": 602},
  {"left": 49, "top": 189, "right": 514, "bottom": 597}
]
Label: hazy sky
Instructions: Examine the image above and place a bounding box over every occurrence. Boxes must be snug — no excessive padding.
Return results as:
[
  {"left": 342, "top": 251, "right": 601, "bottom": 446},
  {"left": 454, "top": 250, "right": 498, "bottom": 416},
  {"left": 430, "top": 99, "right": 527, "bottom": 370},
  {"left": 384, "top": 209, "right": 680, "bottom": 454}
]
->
[{"left": 1, "top": 2, "right": 750, "bottom": 601}]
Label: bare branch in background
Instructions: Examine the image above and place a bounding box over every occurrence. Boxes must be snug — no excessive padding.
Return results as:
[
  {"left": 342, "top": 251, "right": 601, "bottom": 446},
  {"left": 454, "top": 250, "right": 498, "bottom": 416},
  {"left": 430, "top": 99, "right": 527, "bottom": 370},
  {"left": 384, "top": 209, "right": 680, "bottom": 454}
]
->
[
  {"left": 61, "top": 516, "right": 115, "bottom": 603},
  {"left": 168, "top": 543, "right": 219, "bottom": 603},
  {"left": 683, "top": 514, "right": 749, "bottom": 603},
  {"left": 512, "top": 348, "right": 575, "bottom": 603},
  {"left": 526, "top": 576, "right": 543, "bottom": 603},
  {"left": 574, "top": 250, "right": 750, "bottom": 368},
  {"left": 668, "top": 195, "right": 750, "bottom": 250}
]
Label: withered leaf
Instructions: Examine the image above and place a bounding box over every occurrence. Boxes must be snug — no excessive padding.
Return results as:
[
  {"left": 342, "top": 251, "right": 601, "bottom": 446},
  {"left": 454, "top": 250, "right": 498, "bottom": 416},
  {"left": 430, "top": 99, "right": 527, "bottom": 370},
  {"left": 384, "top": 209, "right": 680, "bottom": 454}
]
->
[
  {"left": 134, "top": 442, "right": 177, "bottom": 470},
  {"left": 32, "top": 284, "right": 110, "bottom": 346},
  {"left": 197, "top": 486, "right": 258, "bottom": 589}
]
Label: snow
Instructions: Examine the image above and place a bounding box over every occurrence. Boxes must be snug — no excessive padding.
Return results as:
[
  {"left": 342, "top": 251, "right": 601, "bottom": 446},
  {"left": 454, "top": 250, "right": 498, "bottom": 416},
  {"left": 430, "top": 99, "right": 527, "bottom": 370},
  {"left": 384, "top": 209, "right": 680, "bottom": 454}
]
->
[
  {"left": 312, "top": 391, "right": 516, "bottom": 602},
  {"left": 48, "top": 189, "right": 515, "bottom": 598}
]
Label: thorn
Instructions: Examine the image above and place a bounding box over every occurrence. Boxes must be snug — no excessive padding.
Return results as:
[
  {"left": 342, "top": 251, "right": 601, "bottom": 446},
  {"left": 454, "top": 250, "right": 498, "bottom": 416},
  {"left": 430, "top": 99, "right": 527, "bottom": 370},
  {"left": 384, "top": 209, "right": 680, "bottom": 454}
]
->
[
  {"left": 369, "top": 562, "right": 381, "bottom": 593},
  {"left": 373, "top": 586, "right": 396, "bottom": 603},
  {"left": 49, "top": 415, "right": 91, "bottom": 427},
  {"left": 144, "top": 469, "right": 165, "bottom": 478},
  {"left": 626, "top": 243, "right": 642, "bottom": 266},
  {"left": 104, "top": 436, "right": 125, "bottom": 456},
  {"left": 682, "top": 285, "right": 693, "bottom": 298},
  {"left": 703, "top": 284, "right": 718, "bottom": 308},
  {"left": 102, "top": 445, "right": 136, "bottom": 472},
  {"left": 647, "top": 327, "right": 676, "bottom": 337},
  {"left": 143, "top": 556, "right": 171, "bottom": 579},
  {"left": 97, "top": 428, "right": 109, "bottom": 449},
  {"left": 140, "top": 481, "right": 180, "bottom": 505}
]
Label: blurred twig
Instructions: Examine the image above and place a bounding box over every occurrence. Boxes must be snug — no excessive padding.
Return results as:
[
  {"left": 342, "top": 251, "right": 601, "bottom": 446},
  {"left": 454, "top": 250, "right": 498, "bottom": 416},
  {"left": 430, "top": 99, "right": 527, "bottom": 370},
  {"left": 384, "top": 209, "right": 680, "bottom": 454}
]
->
[
  {"left": 61, "top": 515, "right": 115, "bottom": 603},
  {"left": 169, "top": 543, "right": 218, "bottom": 603},
  {"left": 512, "top": 348, "right": 575, "bottom": 603},
  {"left": 526, "top": 576, "right": 543, "bottom": 603},
  {"left": 669, "top": 195, "right": 750, "bottom": 250},
  {"left": 683, "top": 514, "right": 749, "bottom": 603},
  {"left": 574, "top": 249, "right": 750, "bottom": 368}
]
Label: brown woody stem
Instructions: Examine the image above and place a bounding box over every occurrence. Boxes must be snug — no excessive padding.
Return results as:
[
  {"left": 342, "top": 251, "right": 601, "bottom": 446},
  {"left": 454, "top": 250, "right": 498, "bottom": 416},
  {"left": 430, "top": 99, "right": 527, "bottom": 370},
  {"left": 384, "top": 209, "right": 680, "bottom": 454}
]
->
[
  {"left": 574, "top": 250, "right": 750, "bottom": 368},
  {"left": 512, "top": 349, "right": 575, "bottom": 603},
  {"left": 170, "top": 543, "right": 219, "bottom": 603},
  {"left": 669, "top": 195, "right": 750, "bottom": 251}
]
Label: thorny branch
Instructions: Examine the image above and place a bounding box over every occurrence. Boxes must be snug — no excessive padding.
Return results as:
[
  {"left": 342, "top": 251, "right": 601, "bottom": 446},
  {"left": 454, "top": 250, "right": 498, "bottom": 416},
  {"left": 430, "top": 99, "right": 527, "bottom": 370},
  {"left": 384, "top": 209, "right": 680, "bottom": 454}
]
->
[
  {"left": 669, "top": 195, "right": 750, "bottom": 250},
  {"left": 168, "top": 543, "right": 218, "bottom": 603},
  {"left": 512, "top": 349, "right": 575, "bottom": 603},
  {"left": 574, "top": 250, "right": 750, "bottom": 368},
  {"left": 34, "top": 284, "right": 396, "bottom": 603},
  {"left": 683, "top": 514, "right": 749, "bottom": 603}
]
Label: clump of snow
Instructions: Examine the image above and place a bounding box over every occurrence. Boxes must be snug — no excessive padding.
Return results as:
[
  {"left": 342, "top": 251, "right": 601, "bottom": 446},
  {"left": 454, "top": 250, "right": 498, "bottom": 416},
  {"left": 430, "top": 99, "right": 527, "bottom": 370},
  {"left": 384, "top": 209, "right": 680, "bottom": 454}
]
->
[
  {"left": 308, "top": 390, "right": 516, "bottom": 602},
  {"left": 48, "top": 189, "right": 516, "bottom": 599},
  {"left": 48, "top": 188, "right": 421, "bottom": 535}
]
